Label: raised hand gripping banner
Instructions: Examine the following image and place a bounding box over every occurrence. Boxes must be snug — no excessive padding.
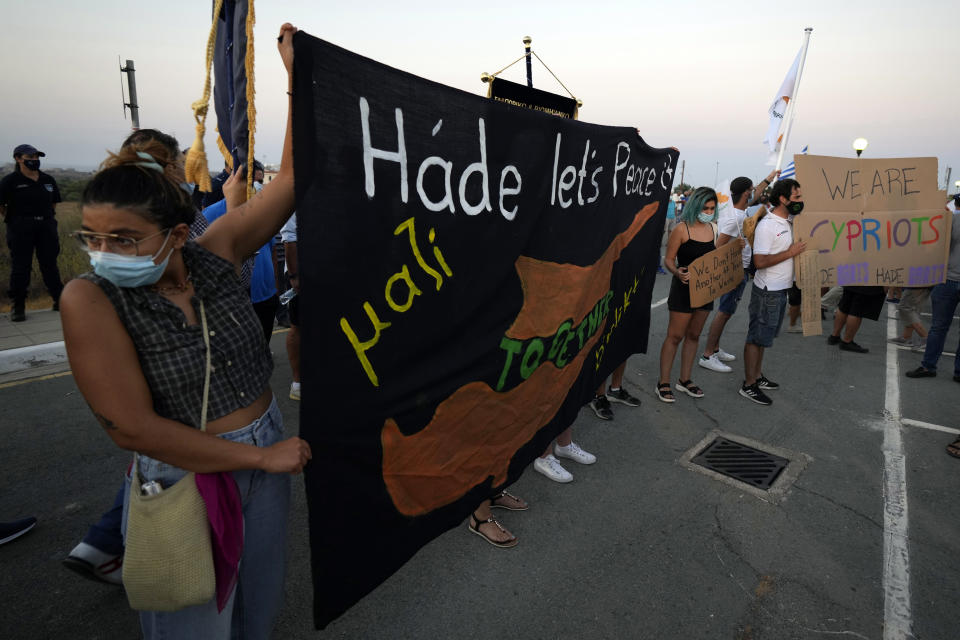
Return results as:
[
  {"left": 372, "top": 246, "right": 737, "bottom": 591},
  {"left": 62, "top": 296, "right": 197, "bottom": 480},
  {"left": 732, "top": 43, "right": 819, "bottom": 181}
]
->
[{"left": 292, "top": 33, "right": 678, "bottom": 628}]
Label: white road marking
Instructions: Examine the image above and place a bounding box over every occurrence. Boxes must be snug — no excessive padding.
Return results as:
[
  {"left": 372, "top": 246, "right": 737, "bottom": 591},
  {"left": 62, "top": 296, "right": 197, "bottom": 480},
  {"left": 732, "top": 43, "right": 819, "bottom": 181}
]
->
[
  {"left": 892, "top": 344, "right": 956, "bottom": 358},
  {"left": 901, "top": 418, "right": 960, "bottom": 435},
  {"left": 882, "top": 306, "right": 913, "bottom": 640},
  {"left": 652, "top": 296, "right": 668, "bottom": 309}
]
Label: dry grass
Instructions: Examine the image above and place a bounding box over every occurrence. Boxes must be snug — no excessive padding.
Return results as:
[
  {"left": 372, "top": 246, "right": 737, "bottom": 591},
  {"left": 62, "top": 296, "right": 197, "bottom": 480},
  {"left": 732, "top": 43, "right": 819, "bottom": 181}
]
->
[{"left": 0, "top": 202, "right": 88, "bottom": 311}]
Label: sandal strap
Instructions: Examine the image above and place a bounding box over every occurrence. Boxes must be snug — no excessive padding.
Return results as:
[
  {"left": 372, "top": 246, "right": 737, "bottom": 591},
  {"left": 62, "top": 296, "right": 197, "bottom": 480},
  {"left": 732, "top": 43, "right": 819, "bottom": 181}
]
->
[{"left": 471, "top": 512, "right": 506, "bottom": 533}]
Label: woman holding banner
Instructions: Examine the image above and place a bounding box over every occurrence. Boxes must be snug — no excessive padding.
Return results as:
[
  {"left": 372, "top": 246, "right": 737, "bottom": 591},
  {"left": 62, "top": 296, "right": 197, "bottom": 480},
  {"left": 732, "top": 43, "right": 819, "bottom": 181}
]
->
[
  {"left": 58, "top": 24, "right": 309, "bottom": 639},
  {"left": 656, "top": 187, "right": 719, "bottom": 403}
]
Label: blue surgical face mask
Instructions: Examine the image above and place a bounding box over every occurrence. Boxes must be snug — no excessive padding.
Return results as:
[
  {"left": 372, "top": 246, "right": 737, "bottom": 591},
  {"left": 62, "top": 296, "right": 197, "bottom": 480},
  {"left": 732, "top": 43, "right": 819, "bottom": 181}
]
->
[
  {"left": 180, "top": 182, "right": 196, "bottom": 195},
  {"left": 698, "top": 212, "right": 716, "bottom": 223},
  {"left": 88, "top": 231, "right": 174, "bottom": 288}
]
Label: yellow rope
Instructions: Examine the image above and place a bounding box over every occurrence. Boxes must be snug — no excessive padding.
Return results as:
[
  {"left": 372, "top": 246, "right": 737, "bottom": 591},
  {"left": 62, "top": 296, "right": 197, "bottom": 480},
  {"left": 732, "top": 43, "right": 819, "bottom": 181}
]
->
[
  {"left": 184, "top": 0, "right": 225, "bottom": 193},
  {"left": 244, "top": 0, "right": 256, "bottom": 200},
  {"left": 215, "top": 130, "right": 232, "bottom": 172},
  {"left": 531, "top": 51, "right": 576, "bottom": 99},
  {"left": 488, "top": 52, "right": 528, "bottom": 79}
]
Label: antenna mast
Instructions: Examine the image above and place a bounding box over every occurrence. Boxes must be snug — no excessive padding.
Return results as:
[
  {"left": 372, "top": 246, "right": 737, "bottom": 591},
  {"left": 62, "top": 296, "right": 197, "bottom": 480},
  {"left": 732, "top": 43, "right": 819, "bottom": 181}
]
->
[{"left": 120, "top": 59, "right": 140, "bottom": 131}]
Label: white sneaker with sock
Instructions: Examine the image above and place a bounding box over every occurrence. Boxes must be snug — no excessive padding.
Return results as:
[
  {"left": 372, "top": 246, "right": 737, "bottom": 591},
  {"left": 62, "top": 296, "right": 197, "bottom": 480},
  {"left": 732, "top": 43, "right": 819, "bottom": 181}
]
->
[
  {"left": 534, "top": 454, "right": 574, "bottom": 483},
  {"left": 716, "top": 348, "right": 736, "bottom": 362},
  {"left": 698, "top": 353, "right": 732, "bottom": 373},
  {"left": 554, "top": 442, "right": 597, "bottom": 465},
  {"left": 290, "top": 381, "right": 301, "bottom": 400}
]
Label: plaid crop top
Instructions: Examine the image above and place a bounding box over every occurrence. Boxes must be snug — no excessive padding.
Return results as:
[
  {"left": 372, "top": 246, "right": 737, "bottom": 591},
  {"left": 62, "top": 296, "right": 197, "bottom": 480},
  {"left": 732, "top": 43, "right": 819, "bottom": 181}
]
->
[{"left": 79, "top": 241, "right": 273, "bottom": 428}]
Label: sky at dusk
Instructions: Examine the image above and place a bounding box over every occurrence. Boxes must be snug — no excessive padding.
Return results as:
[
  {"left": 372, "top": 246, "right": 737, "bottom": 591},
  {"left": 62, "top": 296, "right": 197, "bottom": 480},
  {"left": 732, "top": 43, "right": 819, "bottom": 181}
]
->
[{"left": 1, "top": 0, "right": 957, "bottom": 191}]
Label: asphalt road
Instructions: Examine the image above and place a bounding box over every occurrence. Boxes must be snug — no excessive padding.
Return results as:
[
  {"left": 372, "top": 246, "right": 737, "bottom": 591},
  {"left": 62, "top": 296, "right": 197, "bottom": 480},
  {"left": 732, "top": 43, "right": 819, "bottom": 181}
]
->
[{"left": 1, "top": 275, "right": 958, "bottom": 639}]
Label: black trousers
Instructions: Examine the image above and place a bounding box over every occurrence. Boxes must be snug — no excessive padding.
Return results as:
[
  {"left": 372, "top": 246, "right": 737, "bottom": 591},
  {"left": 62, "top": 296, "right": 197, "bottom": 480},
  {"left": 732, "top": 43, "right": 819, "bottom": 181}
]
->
[
  {"left": 252, "top": 294, "right": 280, "bottom": 343},
  {"left": 5, "top": 216, "right": 63, "bottom": 303}
]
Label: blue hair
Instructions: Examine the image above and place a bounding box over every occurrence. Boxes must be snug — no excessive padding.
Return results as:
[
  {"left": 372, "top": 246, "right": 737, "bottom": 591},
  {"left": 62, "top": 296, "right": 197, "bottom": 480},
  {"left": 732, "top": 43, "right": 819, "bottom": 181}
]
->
[{"left": 679, "top": 187, "right": 718, "bottom": 225}]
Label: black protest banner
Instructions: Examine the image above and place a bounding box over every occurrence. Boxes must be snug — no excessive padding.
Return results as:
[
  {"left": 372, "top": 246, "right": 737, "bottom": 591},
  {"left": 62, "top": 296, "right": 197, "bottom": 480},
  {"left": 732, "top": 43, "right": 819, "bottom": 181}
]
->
[
  {"left": 488, "top": 76, "right": 579, "bottom": 118},
  {"left": 292, "top": 32, "right": 678, "bottom": 628}
]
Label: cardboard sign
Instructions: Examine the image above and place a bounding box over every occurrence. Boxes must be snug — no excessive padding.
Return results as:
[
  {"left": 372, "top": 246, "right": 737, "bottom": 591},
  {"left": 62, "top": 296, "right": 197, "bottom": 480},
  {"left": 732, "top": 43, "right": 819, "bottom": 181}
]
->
[
  {"left": 793, "top": 155, "right": 950, "bottom": 287},
  {"left": 687, "top": 241, "right": 745, "bottom": 308},
  {"left": 794, "top": 155, "right": 944, "bottom": 212},
  {"left": 794, "top": 250, "right": 822, "bottom": 336},
  {"left": 792, "top": 209, "right": 951, "bottom": 287}
]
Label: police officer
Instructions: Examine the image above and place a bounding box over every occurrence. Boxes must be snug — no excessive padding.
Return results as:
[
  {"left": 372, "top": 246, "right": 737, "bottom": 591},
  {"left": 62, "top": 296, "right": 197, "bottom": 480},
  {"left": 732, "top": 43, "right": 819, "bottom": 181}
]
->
[{"left": 0, "top": 144, "right": 64, "bottom": 322}]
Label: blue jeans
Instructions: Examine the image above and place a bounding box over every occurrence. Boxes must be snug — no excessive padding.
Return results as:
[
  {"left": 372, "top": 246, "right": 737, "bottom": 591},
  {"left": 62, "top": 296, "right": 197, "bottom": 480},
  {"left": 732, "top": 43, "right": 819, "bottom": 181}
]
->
[
  {"left": 717, "top": 273, "right": 749, "bottom": 315},
  {"left": 122, "top": 398, "right": 290, "bottom": 640},
  {"left": 921, "top": 279, "right": 960, "bottom": 375},
  {"left": 746, "top": 285, "right": 787, "bottom": 348},
  {"left": 83, "top": 486, "right": 125, "bottom": 555}
]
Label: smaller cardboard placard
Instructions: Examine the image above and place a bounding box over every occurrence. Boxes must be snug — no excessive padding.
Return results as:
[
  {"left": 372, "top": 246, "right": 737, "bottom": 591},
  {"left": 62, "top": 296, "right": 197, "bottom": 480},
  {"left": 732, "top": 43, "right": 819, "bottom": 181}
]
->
[
  {"left": 795, "top": 249, "right": 822, "bottom": 336},
  {"left": 688, "top": 241, "right": 745, "bottom": 308}
]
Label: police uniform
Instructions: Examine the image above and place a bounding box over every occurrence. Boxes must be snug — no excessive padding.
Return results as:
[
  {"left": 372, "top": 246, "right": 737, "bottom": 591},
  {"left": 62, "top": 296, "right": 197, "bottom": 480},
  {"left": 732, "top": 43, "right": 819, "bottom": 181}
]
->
[{"left": 0, "top": 165, "right": 64, "bottom": 310}]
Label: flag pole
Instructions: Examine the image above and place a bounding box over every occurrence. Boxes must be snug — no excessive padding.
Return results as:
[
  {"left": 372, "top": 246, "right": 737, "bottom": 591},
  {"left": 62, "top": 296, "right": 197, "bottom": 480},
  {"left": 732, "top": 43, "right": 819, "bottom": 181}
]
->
[{"left": 775, "top": 27, "right": 813, "bottom": 172}]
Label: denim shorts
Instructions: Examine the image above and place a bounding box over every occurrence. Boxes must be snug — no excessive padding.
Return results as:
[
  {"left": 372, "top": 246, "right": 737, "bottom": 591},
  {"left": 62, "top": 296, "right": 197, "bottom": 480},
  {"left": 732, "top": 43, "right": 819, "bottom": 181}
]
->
[
  {"left": 746, "top": 284, "right": 787, "bottom": 348},
  {"left": 717, "top": 274, "right": 749, "bottom": 315},
  {"left": 122, "top": 397, "right": 291, "bottom": 639}
]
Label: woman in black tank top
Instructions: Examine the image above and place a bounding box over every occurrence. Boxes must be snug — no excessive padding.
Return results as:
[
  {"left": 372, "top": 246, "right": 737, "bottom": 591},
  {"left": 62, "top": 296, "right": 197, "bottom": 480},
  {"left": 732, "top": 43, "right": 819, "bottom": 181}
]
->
[{"left": 657, "top": 187, "right": 719, "bottom": 403}]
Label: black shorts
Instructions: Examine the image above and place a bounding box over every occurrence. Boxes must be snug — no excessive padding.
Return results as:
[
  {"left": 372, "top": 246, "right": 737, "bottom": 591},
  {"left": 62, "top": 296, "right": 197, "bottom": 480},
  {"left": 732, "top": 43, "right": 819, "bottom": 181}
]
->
[
  {"left": 288, "top": 293, "right": 300, "bottom": 326},
  {"left": 667, "top": 275, "right": 714, "bottom": 313},
  {"left": 788, "top": 283, "right": 801, "bottom": 306},
  {"left": 838, "top": 286, "right": 885, "bottom": 321}
]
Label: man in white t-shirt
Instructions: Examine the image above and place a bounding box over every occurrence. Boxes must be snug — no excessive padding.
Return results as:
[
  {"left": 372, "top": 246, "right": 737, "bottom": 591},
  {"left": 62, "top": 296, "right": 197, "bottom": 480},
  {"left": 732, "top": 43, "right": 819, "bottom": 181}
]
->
[
  {"left": 739, "top": 179, "right": 807, "bottom": 405},
  {"left": 699, "top": 176, "right": 755, "bottom": 373}
]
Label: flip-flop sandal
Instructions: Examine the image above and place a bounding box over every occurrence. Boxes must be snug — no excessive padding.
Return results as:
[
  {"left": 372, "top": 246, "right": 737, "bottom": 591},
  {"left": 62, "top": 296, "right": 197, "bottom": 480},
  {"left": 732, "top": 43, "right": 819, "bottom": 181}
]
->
[
  {"left": 469, "top": 513, "right": 518, "bottom": 548},
  {"left": 676, "top": 379, "right": 704, "bottom": 398},
  {"left": 490, "top": 490, "right": 529, "bottom": 511},
  {"left": 656, "top": 382, "right": 675, "bottom": 403},
  {"left": 947, "top": 438, "right": 960, "bottom": 460}
]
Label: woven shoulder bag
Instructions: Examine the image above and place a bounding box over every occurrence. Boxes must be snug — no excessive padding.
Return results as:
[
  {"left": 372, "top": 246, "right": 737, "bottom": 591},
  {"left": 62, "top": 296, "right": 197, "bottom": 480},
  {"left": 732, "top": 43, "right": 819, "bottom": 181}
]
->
[{"left": 123, "top": 299, "right": 216, "bottom": 611}]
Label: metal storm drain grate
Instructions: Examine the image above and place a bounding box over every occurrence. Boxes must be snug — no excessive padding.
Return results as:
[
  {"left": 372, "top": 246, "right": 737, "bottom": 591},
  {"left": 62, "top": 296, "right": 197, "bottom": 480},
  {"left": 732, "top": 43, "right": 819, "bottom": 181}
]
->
[{"left": 690, "top": 437, "right": 789, "bottom": 490}]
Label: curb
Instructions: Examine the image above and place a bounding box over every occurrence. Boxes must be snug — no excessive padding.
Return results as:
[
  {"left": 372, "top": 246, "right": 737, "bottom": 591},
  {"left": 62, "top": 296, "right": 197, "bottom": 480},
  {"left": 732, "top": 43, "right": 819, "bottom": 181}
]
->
[{"left": 0, "top": 341, "right": 68, "bottom": 375}]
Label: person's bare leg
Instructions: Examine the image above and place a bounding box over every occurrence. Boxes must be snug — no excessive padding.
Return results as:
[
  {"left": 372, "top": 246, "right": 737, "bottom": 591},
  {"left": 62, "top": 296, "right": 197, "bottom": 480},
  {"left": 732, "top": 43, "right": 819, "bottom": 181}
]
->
[
  {"left": 831, "top": 310, "right": 848, "bottom": 338},
  {"left": 659, "top": 311, "right": 689, "bottom": 385},
  {"left": 744, "top": 343, "right": 763, "bottom": 386},
  {"left": 842, "top": 315, "right": 863, "bottom": 342},
  {"left": 609, "top": 362, "right": 626, "bottom": 389},
  {"left": 910, "top": 322, "right": 928, "bottom": 339},
  {"left": 679, "top": 309, "right": 710, "bottom": 381},
  {"left": 555, "top": 427, "right": 572, "bottom": 448},
  {"left": 788, "top": 304, "right": 800, "bottom": 327},
  {"left": 703, "top": 311, "right": 731, "bottom": 356}
]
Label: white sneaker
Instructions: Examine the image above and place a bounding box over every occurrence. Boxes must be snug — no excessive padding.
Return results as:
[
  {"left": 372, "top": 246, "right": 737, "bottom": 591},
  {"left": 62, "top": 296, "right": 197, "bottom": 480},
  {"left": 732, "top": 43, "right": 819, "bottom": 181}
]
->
[
  {"left": 62, "top": 542, "right": 123, "bottom": 585},
  {"left": 534, "top": 454, "right": 574, "bottom": 483},
  {"left": 554, "top": 442, "right": 597, "bottom": 465},
  {"left": 698, "top": 353, "right": 732, "bottom": 373},
  {"left": 716, "top": 348, "right": 736, "bottom": 362},
  {"left": 289, "top": 381, "right": 301, "bottom": 401},
  {"left": 786, "top": 323, "right": 802, "bottom": 333}
]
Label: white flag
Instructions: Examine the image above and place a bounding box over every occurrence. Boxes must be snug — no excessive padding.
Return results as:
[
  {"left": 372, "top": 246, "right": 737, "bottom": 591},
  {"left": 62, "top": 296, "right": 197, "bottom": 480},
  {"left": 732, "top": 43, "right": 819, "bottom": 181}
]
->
[{"left": 763, "top": 49, "right": 801, "bottom": 166}]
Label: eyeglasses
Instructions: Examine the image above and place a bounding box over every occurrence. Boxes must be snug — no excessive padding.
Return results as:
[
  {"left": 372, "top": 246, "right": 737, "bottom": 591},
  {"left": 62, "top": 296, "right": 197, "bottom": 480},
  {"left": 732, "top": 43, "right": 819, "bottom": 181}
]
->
[{"left": 73, "top": 228, "right": 170, "bottom": 256}]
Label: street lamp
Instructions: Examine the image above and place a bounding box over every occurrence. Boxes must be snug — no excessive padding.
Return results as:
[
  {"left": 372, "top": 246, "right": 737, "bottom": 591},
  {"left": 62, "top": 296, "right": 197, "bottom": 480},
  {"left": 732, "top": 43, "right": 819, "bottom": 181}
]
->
[{"left": 852, "top": 138, "right": 869, "bottom": 158}]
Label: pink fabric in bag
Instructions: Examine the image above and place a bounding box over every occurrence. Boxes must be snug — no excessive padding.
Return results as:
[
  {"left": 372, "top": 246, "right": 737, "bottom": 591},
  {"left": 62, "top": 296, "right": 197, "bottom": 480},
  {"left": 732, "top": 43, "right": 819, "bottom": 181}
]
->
[{"left": 195, "top": 471, "right": 243, "bottom": 612}]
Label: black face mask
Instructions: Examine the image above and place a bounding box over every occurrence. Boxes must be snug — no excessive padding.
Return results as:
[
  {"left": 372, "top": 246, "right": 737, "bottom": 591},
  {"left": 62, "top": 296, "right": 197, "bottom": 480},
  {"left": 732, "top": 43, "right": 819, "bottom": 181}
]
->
[
  {"left": 23, "top": 159, "right": 41, "bottom": 171},
  {"left": 787, "top": 201, "right": 804, "bottom": 215}
]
